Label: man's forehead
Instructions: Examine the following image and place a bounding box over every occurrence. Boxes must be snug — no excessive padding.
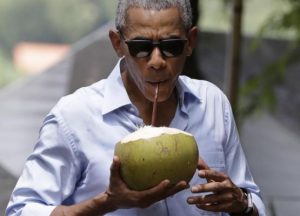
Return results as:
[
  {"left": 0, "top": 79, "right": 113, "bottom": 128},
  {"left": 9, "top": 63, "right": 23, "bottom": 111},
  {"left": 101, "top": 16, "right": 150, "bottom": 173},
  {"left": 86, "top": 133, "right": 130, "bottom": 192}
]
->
[{"left": 124, "top": 7, "right": 185, "bottom": 32}]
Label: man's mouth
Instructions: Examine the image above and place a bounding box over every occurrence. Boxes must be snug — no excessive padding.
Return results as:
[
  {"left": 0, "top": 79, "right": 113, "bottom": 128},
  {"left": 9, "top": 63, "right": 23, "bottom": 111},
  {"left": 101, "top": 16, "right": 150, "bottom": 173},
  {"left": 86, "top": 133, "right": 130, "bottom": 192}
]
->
[{"left": 147, "top": 80, "right": 168, "bottom": 85}]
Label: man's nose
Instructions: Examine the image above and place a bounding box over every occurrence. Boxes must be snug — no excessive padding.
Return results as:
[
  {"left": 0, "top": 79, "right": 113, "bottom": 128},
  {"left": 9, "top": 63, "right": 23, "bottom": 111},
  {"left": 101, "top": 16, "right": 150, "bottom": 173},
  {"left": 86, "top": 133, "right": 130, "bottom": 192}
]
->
[{"left": 147, "top": 47, "right": 166, "bottom": 70}]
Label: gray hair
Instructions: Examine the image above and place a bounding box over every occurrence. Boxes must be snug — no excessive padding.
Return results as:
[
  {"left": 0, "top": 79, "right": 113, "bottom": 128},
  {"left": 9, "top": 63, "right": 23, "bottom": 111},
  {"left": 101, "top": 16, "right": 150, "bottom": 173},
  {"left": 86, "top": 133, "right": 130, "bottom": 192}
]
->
[{"left": 115, "top": 0, "right": 192, "bottom": 31}]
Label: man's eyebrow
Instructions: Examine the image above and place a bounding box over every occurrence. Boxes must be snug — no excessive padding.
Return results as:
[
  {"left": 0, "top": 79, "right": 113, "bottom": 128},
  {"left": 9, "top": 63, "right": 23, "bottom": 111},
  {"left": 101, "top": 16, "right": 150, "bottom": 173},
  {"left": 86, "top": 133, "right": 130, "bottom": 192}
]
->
[
  {"left": 131, "top": 35, "right": 182, "bottom": 40},
  {"left": 131, "top": 36, "right": 151, "bottom": 40},
  {"left": 162, "top": 35, "right": 181, "bottom": 39}
]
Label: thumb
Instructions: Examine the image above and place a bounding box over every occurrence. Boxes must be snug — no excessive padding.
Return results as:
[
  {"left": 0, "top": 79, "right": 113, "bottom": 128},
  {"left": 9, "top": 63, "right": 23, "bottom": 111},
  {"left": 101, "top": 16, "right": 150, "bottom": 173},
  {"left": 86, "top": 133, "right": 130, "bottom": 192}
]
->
[{"left": 110, "top": 156, "right": 121, "bottom": 180}]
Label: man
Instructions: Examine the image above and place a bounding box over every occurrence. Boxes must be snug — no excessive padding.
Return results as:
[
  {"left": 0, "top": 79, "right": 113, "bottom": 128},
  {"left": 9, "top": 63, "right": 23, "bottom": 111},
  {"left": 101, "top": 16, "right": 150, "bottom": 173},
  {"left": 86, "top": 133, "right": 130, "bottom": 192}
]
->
[{"left": 6, "top": 0, "right": 266, "bottom": 215}]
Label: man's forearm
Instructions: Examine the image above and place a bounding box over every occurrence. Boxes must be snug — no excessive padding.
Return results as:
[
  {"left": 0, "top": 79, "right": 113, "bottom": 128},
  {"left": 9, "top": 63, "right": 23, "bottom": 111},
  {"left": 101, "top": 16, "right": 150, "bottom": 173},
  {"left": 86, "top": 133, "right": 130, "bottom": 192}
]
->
[{"left": 50, "top": 192, "right": 117, "bottom": 216}]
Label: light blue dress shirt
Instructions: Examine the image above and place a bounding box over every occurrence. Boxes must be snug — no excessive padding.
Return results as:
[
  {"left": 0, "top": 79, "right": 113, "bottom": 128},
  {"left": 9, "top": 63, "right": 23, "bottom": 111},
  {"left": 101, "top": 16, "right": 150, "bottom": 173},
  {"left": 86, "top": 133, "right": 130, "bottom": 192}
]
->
[{"left": 6, "top": 59, "right": 266, "bottom": 216}]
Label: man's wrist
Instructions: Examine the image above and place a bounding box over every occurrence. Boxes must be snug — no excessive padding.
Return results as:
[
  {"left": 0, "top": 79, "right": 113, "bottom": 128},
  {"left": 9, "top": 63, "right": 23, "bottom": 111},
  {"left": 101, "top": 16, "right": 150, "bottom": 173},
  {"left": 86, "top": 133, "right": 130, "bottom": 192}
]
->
[
  {"left": 230, "top": 188, "right": 254, "bottom": 216},
  {"left": 91, "top": 191, "right": 118, "bottom": 215},
  {"left": 50, "top": 192, "right": 117, "bottom": 216}
]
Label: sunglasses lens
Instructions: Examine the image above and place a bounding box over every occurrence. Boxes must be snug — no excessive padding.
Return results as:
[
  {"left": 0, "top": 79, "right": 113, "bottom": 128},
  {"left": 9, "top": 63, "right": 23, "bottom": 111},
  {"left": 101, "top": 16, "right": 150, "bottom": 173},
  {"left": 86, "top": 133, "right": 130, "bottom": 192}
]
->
[
  {"left": 126, "top": 40, "right": 153, "bottom": 58},
  {"left": 125, "top": 39, "right": 187, "bottom": 58},
  {"left": 160, "top": 39, "right": 186, "bottom": 57}
]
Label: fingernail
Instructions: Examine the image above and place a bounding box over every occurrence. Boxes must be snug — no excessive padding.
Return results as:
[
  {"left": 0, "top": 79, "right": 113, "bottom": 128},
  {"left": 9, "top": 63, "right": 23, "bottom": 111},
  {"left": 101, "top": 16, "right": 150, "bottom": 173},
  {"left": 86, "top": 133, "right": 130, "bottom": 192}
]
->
[
  {"left": 187, "top": 198, "right": 193, "bottom": 203},
  {"left": 198, "top": 170, "right": 205, "bottom": 177},
  {"left": 163, "top": 180, "right": 170, "bottom": 187},
  {"left": 181, "top": 181, "right": 187, "bottom": 188}
]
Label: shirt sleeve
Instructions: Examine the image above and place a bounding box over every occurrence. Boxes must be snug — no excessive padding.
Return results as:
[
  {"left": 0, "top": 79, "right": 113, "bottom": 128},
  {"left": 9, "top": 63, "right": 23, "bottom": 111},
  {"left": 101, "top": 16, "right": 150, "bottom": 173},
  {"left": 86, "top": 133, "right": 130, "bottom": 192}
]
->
[
  {"left": 14, "top": 204, "right": 56, "bottom": 216},
  {"left": 222, "top": 95, "right": 267, "bottom": 216},
  {"left": 6, "top": 114, "right": 82, "bottom": 216}
]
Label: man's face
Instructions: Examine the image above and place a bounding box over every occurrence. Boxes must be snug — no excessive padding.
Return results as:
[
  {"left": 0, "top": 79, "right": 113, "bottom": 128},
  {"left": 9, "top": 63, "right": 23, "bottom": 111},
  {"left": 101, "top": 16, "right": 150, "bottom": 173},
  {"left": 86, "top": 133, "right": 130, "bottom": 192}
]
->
[{"left": 118, "top": 7, "right": 195, "bottom": 103}]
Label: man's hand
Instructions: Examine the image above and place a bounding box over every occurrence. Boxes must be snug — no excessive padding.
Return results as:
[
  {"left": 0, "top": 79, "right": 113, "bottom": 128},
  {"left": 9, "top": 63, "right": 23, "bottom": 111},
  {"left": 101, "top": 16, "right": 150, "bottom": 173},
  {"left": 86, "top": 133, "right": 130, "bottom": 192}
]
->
[
  {"left": 51, "top": 156, "right": 188, "bottom": 216},
  {"left": 187, "top": 158, "right": 248, "bottom": 214},
  {"left": 106, "top": 156, "right": 189, "bottom": 209}
]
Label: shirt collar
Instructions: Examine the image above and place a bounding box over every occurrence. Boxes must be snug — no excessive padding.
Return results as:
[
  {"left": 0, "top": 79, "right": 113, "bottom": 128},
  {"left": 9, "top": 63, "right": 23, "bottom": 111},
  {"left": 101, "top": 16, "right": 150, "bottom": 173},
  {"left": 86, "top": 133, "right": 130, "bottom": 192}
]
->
[
  {"left": 102, "top": 58, "right": 132, "bottom": 115},
  {"left": 176, "top": 76, "right": 202, "bottom": 115}
]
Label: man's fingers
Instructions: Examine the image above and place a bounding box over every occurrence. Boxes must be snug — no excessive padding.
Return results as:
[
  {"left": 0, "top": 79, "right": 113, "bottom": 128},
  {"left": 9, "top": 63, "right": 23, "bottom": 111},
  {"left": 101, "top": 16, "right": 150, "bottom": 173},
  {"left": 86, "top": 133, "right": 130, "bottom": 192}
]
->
[
  {"left": 197, "top": 156, "right": 210, "bottom": 170},
  {"left": 141, "top": 180, "right": 188, "bottom": 202},
  {"left": 187, "top": 192, "right": 233, "bottom": 205},
  {"left": 168, "top": 180, "right": 189, "bottom": 195},
  {"left": 198, "top": 169, "right": 227, "bottom": 182},
  {"left": 191, "top": 180, "right": 230, "bottom": 194},
  {"left": 187, "top": 194, "right": 233, "bottom": 213},
  {"left": 197, "top": 157, "right": 215, "bottom": 183},
  {"left": 196, "top": 201, "right": 232, "bottom": 212}
]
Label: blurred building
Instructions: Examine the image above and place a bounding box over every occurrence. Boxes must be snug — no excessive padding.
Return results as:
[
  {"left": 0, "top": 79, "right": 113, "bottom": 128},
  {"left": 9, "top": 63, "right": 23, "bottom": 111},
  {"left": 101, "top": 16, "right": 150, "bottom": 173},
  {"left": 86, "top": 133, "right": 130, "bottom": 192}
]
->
[{"left": 13, "top": 42, "right": 70, "bottom": 74}]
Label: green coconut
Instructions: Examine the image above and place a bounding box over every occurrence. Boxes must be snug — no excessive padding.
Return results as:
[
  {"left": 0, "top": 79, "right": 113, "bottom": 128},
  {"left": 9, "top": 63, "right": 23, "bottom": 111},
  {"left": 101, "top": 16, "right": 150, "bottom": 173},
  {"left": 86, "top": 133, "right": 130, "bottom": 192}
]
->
[{"left": 114, "top": 126, "right": 199, "bottom": 191}]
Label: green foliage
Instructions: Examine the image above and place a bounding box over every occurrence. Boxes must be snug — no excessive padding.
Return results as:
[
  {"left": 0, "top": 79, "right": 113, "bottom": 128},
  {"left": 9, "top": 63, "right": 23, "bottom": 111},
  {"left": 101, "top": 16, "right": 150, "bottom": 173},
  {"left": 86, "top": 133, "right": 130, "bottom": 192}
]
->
[
  {"left": 0, "top": 0, "right": 117, "bottom": 54},
  {"left": 239, "top": 0, "right": 300, "bottom": 119},
  {"left": 278, "top": 0, "right": 300, "bottom": 38},
  {"left": 255, "top": 0, "right": 300, "bottom": 40},
  {"left": 238, "top": 53, "right": 289, "bottom": 118},
  {"left": 0, "top": 50, "right": 22, "bottom": 88}
]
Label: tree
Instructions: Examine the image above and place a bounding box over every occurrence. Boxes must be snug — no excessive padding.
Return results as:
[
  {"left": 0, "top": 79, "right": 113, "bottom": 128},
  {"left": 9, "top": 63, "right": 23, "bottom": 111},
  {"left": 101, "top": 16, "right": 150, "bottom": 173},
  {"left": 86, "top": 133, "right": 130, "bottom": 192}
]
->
[
  {"left": 238, "top": 0, "right": 300, "bottom": 119},
  {"left": 224, "top": 0, "right": 244, "bottom": 116}
]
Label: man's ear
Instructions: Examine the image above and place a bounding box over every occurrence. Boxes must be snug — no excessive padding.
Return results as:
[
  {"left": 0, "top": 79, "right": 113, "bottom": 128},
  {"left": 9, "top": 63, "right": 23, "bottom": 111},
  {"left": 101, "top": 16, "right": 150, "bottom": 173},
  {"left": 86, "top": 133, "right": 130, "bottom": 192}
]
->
[
  {"left": 186, "top": 26, "right": 198, "bottom": 56},
  {"left": 109, "top": 30, "right": 124, "bottom": 57}
]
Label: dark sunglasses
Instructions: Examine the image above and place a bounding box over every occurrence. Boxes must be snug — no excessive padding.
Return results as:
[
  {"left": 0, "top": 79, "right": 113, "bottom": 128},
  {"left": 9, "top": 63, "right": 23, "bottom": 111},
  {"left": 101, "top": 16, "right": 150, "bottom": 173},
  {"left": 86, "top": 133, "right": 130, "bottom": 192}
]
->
[{"left": 119, "top": 31, "right": 187, "bottom": 58}]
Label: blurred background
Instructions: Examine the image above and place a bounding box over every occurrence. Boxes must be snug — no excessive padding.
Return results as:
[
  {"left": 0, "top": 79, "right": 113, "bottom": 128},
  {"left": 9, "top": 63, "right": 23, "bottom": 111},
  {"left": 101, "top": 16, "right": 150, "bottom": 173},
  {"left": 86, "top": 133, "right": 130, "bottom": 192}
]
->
[{"left": 0, "top": 0, "right": 299, "bottom": 215}]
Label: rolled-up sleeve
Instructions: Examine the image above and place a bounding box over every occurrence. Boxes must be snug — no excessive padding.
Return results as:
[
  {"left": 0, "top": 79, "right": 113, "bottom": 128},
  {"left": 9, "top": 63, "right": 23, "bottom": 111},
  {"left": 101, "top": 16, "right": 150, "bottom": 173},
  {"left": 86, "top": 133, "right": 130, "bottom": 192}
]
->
[
  {"left": 14, "top": 204, "right": 56, "bottom": 216},
  {"left": 6, "top": 114, "right": 81, "bottom": 216},
  {"left": 252, "top": 193, "right": 267, "bottom": 216},
  {"left": 222, "top": 96, "right": 267, "bottom": 216}
]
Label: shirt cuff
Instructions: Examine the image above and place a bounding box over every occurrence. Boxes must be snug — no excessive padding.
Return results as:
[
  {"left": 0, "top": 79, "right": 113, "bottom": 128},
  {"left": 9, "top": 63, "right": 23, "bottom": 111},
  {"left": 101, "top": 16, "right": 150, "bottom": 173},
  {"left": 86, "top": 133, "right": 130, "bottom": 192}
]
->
[
  {"left": 252, "top": 193, "right": 267, "bottom": 216},
  {"left": 21, "top": 203, "right": 56, "bottom": 216}
]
